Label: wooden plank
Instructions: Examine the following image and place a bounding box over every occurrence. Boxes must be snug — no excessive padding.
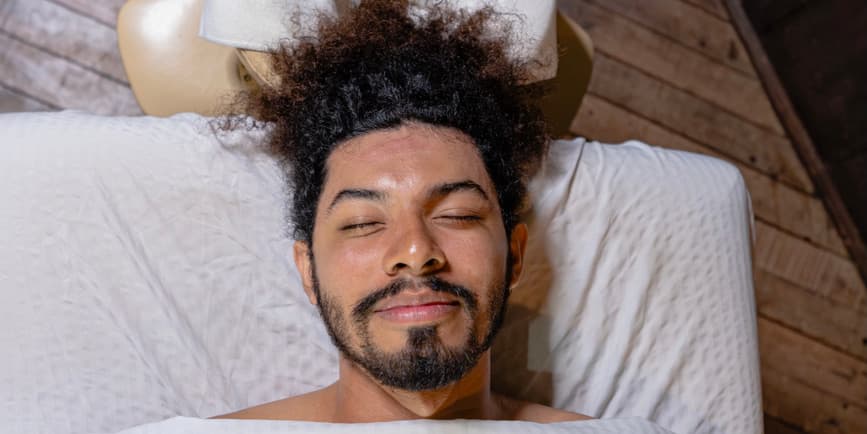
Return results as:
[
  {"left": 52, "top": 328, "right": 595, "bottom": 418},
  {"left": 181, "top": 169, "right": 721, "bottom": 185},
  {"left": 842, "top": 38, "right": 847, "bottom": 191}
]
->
[
  {"left": 755, "top": 221, "right": 867, "bottom": 313},
  {"left": 756, "top": 269, "right": 867, "bottom": 361},
  {"left": 0, "top": 85, "right": 54, "bottom": 112},
  {"left": 743, "top": 167, "right": 847, "bottom": 257},
  {"left": 762, "top": 365, "right": 867, "bottom": 434},
  {"left": 0, "top": 0, "right": 127, "bottom": 83},
  {"left": 682, "top": 0, "right": 730, "bottom": 21},
  {"left": 0, "top": 32, "right": 140, "bottom": 115},
  {"left": 758, "top": 317, "right": 867, "bottom": 408},
  {"left": 570, "top": 94, "right": 845, "bottom": 256},
  {"left": 764, "top": 414, "right": 807, "bottom": 434},
  {"left": 48, "top": 0, "right": 125, "bottom": 27},
  {"left": 587, "top": 53, "right": 814, "bottom": 194},
  {"left": 561, "top": 2, "right": 783, "bottom": 135},
  {"left": 727, "top": 0, "right": 867, "bottom": 323},
  {"left": 581, "top": 0, "right": 754, "bottom": 76}
]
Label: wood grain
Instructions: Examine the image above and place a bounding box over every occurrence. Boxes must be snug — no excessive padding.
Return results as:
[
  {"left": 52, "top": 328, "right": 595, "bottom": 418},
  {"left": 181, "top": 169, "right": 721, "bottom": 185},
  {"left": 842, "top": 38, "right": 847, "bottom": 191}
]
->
[
  {"left": 571, "top": 94, "right": 844, "bottom": 256},
  {"left": 756, "top": 269, "right": 867, "bottom": 362},
  {"left": 0, "top": 32, "right": 140, "bottom": 115},
  {"left": 758, "top": 317, "right": 867, "bottom": 409},
  {"left": 0, "top": 85, "right": 54, "bottom": 112},
  {"left": 581, "top": 0, "right": 754, "bottom": 76},
  {"left": 756, "top": 221, "right": 867, "bottom": 313},
  {"left": 561, "top": 1, "right": 782, "bottom": 134},
  {"left": 764, "top": 414, "right": 808, "bottom": 434},
  {"left": 762, "top": 364, "right": 867, "bottom": 434},
  {"left": 48, "top": 0, "right": 126, "bottom": 27},
  {"left": 744, "top": 169, "right": 848, "bottom": 257},
  {"left": 682, "top": 0, "right": 730, "bottom": 21},
  {"left": 587, "top": 53, "right": 814, "bottom": 193},
  {"left": 0, "top": 0, "right": 127, "bottom": 83}
]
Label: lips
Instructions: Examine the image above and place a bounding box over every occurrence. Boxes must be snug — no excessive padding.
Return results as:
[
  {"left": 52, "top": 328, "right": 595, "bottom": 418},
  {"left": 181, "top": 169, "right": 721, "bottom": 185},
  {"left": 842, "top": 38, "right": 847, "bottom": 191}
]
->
[
  {"left": 351, "top": 276, "right": 478, "bottom": 325},
  {"left": 374, "top": 292, "right": 459, "bottom": 312},
  {"left": 373, "top": 292, "right": 461, "bottom": 323}
]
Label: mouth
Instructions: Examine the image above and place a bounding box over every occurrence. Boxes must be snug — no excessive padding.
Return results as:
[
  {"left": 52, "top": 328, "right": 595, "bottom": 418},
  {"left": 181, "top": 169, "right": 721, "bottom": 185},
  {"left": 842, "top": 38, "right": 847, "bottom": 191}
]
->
[
  {"left": 373, "top": 297, "right": 461, "bottom": 323},
  {"left": 352, "top": 277, "right": 478, "bottom": 326}
]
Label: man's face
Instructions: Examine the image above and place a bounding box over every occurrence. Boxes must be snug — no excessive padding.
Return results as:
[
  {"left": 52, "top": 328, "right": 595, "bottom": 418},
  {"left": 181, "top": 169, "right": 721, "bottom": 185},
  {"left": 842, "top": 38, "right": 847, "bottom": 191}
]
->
[{"left": 294, "top": 123, "right": 526, "bottom": 391}]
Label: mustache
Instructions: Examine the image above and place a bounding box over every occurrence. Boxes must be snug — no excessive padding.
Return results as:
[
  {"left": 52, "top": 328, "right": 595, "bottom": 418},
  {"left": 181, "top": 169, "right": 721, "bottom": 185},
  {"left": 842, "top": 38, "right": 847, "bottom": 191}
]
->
[{"left": 351, "top": 276, "right": 479, "bottom": 322}]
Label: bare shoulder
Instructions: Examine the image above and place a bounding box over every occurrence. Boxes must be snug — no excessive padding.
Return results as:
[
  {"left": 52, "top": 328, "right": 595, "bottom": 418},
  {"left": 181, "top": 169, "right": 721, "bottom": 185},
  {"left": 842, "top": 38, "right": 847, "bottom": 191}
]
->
[
  {"left": 211, "top": 386, "right": 334, "bottom": 421},
  {"left": 495, "top": 394, "right": 594, "bottom": 423}
]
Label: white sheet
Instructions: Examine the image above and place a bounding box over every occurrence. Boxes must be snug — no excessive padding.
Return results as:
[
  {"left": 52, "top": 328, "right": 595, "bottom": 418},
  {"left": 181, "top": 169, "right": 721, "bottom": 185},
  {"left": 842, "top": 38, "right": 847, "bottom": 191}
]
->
[
  {"left": 114, "top": 416, "right": 674, "bottom": 434},
  {"left": 0, "top": 111, "right": 760, "bottom": 434}
]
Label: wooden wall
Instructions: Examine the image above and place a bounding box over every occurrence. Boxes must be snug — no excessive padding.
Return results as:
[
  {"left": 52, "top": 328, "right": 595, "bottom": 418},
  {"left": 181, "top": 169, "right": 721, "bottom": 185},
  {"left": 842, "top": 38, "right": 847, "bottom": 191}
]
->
[
  {"left": 1, "top": 0, "right": 865, "bottom": 433},
  {"left": 558, "top": 1, "right": 867, "bottom": 432},
  {"left": 739, "top": 0, "right": 867, "bottom": 295},
  {"left": 0, "top": 0, "right": 139, "bottom": 115}
]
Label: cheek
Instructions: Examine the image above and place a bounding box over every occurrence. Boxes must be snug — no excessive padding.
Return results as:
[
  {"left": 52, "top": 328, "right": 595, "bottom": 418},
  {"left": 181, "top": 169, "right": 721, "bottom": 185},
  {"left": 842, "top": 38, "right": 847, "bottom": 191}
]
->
[
  {"left": 313, "top": 239, "right": 383, "bottom": 294},
  {"left": 439, "top": 230, "right": 508, "bottom": 290}
]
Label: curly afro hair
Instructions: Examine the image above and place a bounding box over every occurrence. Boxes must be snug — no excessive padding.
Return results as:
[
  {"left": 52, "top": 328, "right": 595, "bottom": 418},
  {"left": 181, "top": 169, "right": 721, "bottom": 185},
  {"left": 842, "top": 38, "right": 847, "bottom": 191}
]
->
[{"left": 243, "top": 0, "right": 549, "bottom": 243}]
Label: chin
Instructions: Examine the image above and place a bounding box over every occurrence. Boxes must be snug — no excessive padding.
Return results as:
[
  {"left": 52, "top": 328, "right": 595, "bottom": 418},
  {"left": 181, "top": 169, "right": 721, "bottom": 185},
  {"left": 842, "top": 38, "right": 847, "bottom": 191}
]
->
[{"left": 371, "top": 317, "right": 477, "bottom": 352}]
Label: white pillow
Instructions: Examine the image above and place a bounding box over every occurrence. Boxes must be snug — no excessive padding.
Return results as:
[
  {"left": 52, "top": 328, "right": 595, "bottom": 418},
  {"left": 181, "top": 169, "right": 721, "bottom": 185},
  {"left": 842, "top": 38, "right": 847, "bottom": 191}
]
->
[{"left": 0, "top": 111, "right": 760, "bottom": 434}]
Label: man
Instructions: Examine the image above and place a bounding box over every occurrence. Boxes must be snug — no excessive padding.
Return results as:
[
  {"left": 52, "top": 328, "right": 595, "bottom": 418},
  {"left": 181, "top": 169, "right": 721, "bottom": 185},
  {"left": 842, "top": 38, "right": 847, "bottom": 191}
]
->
[{"left": 217, "top": 0, "right": 592, "bottom": 423}]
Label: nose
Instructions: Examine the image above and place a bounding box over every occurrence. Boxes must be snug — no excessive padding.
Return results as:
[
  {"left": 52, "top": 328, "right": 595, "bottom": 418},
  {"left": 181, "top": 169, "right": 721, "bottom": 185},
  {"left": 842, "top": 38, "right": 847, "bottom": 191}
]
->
[{"left": 382, "top": 218, "right": 446, "bottom": 276}]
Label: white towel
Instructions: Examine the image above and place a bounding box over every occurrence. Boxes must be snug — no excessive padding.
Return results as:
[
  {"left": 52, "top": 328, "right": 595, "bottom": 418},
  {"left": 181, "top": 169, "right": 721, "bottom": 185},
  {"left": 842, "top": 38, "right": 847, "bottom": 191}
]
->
[{"left": 113, "top": 416, "right": 675, "bottom": 434}]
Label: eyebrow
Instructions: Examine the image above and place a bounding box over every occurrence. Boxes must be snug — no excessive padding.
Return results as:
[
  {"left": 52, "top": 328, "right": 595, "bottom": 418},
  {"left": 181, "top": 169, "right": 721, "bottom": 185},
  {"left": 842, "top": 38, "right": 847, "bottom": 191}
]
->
[
  {"left": 429, "top": 180, "right": 489, "bottom": 202},
  {"left": 325, "top": 180, "right": 490, "bottom": 213},
  {"left": 327, "top": 188, "right": 386, "bottom": 213}
]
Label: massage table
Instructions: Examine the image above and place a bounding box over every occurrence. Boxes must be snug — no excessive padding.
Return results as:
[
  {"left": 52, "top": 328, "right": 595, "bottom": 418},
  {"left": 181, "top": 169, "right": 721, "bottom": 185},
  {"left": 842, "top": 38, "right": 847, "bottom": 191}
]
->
[{"left": 0, "top": 110, "right": 761, "bottom": 433}]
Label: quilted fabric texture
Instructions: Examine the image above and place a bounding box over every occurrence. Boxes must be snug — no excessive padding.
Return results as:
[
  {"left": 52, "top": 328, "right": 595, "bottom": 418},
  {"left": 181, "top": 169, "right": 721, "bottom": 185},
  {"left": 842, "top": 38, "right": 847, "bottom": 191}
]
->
[{"left": 0, "top": 111, "right": 760, "bottom": 434}]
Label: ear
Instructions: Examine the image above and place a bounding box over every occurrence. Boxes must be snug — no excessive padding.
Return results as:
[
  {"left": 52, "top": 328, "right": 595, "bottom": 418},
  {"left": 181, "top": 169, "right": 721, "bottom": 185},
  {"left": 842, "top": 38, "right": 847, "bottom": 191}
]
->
[
  {"left": 293, "top": 241, "right": 318, "bottom": 305},
  {"left": 508, "top": 223, "right": 528, "bottom": 288}
]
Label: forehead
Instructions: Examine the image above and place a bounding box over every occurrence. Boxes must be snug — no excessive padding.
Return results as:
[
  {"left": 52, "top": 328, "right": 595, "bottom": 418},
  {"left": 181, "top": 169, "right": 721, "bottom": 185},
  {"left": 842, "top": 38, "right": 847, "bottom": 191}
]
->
[{"left": 322, "top": 124, "right": 494, "bottom": 197}]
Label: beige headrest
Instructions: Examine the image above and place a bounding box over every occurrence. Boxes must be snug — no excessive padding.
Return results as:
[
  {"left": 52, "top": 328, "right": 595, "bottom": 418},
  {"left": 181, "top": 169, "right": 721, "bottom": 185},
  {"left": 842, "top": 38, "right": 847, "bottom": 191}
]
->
[
  {"left": 117, "top": 0, "right": 593, "bottom": 137},
  {"left": 200, "top": 0, "right": 560, "bottom": 83}
]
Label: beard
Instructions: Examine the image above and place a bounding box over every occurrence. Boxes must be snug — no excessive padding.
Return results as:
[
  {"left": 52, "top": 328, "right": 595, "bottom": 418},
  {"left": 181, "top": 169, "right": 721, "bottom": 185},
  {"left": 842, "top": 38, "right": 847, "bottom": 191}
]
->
[{"left": 310, "top": 256, "right": 512, "bottom": 391}]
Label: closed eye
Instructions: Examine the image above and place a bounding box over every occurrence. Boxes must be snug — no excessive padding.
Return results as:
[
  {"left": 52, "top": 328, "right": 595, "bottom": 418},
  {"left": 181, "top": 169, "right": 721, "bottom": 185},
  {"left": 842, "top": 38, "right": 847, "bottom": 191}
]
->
[
  {"left": 340, "top": 222, "right": 383, "bottom": 232},
  {"left": 435, "top": 215, "right": 483, "bottom": 226},
  {"left": 441, "top": 215, "right": 481, "bottom": 221}
]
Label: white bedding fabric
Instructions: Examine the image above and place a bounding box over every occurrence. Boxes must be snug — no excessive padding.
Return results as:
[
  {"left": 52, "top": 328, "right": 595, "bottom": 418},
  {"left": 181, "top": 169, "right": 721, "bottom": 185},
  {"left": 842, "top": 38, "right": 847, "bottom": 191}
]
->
[
  {"left": 0, "top": 111, "right": 760, "bottom": 434},
  {"left": 114, "top": 416, "right": 673, "bottom": 434}
]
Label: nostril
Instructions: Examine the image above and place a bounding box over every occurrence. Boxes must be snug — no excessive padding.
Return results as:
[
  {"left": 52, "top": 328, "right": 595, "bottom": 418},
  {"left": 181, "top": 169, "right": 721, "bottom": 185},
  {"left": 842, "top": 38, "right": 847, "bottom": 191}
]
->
[{"left": 424, "top": 257, "right": 443, "bottom": 269}]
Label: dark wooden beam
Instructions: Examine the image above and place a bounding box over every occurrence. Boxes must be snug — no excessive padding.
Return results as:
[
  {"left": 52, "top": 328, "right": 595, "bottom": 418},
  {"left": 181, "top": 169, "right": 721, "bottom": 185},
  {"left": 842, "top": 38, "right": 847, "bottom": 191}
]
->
[{"left": 725, "top": 0, "right": 867, "bottom": 288}]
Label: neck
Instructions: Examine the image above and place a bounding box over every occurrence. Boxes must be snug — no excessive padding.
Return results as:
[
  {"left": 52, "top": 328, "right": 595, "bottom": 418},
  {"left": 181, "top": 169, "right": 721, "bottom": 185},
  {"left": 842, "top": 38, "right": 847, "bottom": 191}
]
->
[{"left": 330, "top": 351, "right": 501, "bottom": 422}]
